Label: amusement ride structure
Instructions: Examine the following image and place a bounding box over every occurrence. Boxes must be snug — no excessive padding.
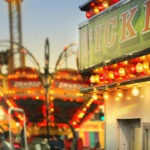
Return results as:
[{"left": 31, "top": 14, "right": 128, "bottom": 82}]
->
[{"left": 0, "top": 1, "right": 104, "bottom": 147}]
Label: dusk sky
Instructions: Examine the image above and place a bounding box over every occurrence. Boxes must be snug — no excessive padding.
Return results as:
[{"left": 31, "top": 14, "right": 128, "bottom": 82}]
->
[{"left": 0, "top": 0, "right": 87, "bottom": 72}]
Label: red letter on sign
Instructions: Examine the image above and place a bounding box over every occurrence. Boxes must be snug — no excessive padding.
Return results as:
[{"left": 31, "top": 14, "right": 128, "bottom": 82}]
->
[
  {"left": 105, "top": 16, "right": 117, "bottom": 48},
  {"left": 142, "top": 0, "right": 150, "bottom": 33},
  {"left": 120, "top": 6, "right": 138, "bottom": 42}
]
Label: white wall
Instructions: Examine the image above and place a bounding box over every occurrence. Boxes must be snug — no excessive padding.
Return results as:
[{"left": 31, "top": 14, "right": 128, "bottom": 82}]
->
[{"left": 105, "top": 84, "right": 150, "bottom": 149}]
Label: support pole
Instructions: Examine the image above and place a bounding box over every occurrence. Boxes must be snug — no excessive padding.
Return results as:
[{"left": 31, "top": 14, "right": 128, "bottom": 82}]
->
[{"left": 44, "top": 38, "right": 50, "bottom": 141}]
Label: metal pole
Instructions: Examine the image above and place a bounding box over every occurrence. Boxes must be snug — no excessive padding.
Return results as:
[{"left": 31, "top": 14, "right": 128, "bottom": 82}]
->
[
  {"left": 44, "top": 38, "right": 50, "bottom": 141},
  {"left": 45, "top": 84, "right": 50, "bottom": 141}
]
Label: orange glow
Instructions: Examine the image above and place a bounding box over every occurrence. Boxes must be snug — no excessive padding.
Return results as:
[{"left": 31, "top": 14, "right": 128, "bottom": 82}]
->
[
  {"left": 99, "top": 67, "right": 104, "bottom": 73},
  {"left": 143, "top": 61, "right": 149, "bottom": 72},
  {"left": 92, "top": 93, "right": 98, "bottom": 100},
  {"left": 111, "top": 0, "right": 120, "bottom": 4},
  {"left": 115, "top": 97, "right": 120, "bottom": 101},
  {"left": 136, "top": 63, "right": 143, "bottom": 73},
  {"left": 93, "top": 68, "right": 100, "bottom": 73},
  {"left": 90, "top": 75, "right": 95, "bottom": 83},
  {"left": 94, "top": 6, "right": 100, "bottom": 14},
  {"left": 131, "top": 86, "right": 139, "bottom": 96},
  {"left": 140, "top": 55, "right": 146, "bottom": 61},
  {"left": 83, "top": 108, "right": 87, "bottom": 111},
  {"left": 122, "top": 61, "right": 128, "bottom": 66},
  {"left": 35, "top": 96, "right": 39, "bottom": 99},
  {"left": 111, "top": 63, "right": 118, "bottom": 69},
  {"left": 103, "top": 92, "right": 109, "bottom": 99},
  {"left": 108, "top": 71, "right": 114, "bottom": 79},
  {"left": 117, "top": 89, "right": 123, "bottom": 97},
  {"left": 50, "top": 108, "right": 54, "bottom": 112},
  {"left": 95, "top": 75, "right": 100, "bottom": 82},
  {"left": 118, "top": 67, "right": 125, "bottom": 76},
  {"left": 102, "top": 1, "right": 109, "bottom": 8},
  {"left": 98, "top": 3, "right": 105, "bottom": 11}
]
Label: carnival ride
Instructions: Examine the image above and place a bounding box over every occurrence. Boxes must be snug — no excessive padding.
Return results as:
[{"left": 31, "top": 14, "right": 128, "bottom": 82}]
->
[
  {"left": 0, "top": 39, "right": 103, "bottom": 131},
  {"left": 0, "top": 0, "right": 104, "bottom": 149}
]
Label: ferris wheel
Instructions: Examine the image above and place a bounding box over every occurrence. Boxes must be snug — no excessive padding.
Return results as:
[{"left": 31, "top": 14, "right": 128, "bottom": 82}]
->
[{"left": 55, "top": 42, "right": 79, "bottom": 71}]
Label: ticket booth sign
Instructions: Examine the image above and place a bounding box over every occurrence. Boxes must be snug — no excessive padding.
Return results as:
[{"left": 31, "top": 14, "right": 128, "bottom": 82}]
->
[{"left": 79, "top": 0, "right": 150, "bottom": 70}]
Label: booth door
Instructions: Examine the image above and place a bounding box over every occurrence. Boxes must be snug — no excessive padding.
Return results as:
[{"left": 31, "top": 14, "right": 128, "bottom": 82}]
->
[
  {"left": 143, "top": 123, "right": 150, "bottom": 150},
  {"left": 117, "top": 119, "right": 141, "bottom": 150}
]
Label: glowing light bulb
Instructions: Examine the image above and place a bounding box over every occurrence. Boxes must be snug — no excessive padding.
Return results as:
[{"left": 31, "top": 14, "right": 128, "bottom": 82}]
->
[
  {"left": 117, "top": 89, "right": 123, "bottom": 97},
  {"left": 95, "top": 75, "right": 100, "bottom": 83},
  {"left": 136, "top": 63, "right": 143, "bottom": 73},
  {"left": 118, "top": 67, "right": 125, "bottom": 76},
  {"left": 108, "top": 71, "right": 114, "bottom": 79},
  {"left": 131, "top": 86, "right": 139, "bottom": 96},
  {"left": 90, "top": 75, "right": 95, "bottom": 83},
  {"left": 16, "top": 122, "right": 20, "bottom": 127},
  {"left": 115, "top": 97, "right": 120, "bottom": 101},
  {"left": 94, "top": 6, "right": 100, "bottom": 14},
  {"left": 143, "top": 61, "right": 149, "bottom": 72},
  {"left": 102, "top": 1, "right": 109, "bottom": 8},
  {"left": 103, "top": 91, "right": 109, "bottom": 99},
  {"left": 122, "top": 61, "right": 128, "bottom": 66},
  {"left": 86, "top": 11, "right": 91, "bottom": 18},
  {"left": 92, "top": 93, "right": 98, "bottom": 100}
]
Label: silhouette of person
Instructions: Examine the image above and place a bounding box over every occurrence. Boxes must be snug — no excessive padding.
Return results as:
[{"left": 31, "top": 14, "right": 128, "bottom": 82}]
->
[
  {"left": 95, "top": 139, "right": 101, "bottom": 150},
  {"left": 1, "top": 130, "right": 15, "bottom": 150}
]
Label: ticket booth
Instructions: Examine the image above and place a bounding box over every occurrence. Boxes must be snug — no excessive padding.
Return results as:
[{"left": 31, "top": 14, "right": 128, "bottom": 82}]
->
[{"left": 78, "top": 0, "right": 150, "bottom": 149}]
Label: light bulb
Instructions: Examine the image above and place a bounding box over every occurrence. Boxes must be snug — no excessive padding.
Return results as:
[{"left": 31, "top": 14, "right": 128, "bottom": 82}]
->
[
  {"left": 92, "top": 93, "right": 98, "bottom": 100},
  {"left": 131, "top": 86, "right": 139, "bottom": 96},
  {"left": 136, "top": 63, "right": 143, "bottom": 73},
  {"left": 103, "top": 91, "right": 109, "bottom": 99},
  {"left": 117, "top": 89, "right": 123, "bottom": 97},
  {"left": 90, "top": 75, "right": 95, "bottom": 83}
]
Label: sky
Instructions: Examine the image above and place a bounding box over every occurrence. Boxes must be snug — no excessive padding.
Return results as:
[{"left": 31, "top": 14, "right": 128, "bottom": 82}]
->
[{"left": 0, "top": 0, "right": 87, "bottom": 72}]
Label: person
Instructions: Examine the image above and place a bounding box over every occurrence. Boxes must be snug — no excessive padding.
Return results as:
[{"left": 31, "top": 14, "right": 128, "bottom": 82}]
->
[
  {"left": 0, "top": 130, "right": 15, "bottom": 150},
  {"left": 49, "top": 135, "right": 63, "bottom": 150},
  {"left": 95, "top": 139, "right": 101, "bottom": 150},
  {"left": 0, "top": 132, "right": 3, "bottom": 149}
]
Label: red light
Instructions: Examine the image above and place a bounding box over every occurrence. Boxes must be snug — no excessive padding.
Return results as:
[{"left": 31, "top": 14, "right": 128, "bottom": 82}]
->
[
  {"left": 99, "top": 73, "right": 104, "bottom": 81},
  {"left": 130, "top": 57, "right": 140, "bottom": 63},
  {"left": 14, "top": 143, "right": 21, "bottom": 149},
  {"left": 86, "top": 9, "right": 95, "bottom": 19},
  {"left": 129, "top": 64, "right": 137, "bottom": 74},
  {"left": 86, "top": 11, "right": 92, "bottom": 18},
  {"left": 102, "top": 1, "right": 109, "bottom": 8},
  {"left": 98, "top": 4, "right": 105, "bottom": 11},
  {"left": 90, "top": 2, "right": 95, "bottom": 7},
  {"left": 111, "top": 0, "right": 120, "bottom": 4},
  {"left": 113, "top": 70, "right": 119, "bottom": 78}
]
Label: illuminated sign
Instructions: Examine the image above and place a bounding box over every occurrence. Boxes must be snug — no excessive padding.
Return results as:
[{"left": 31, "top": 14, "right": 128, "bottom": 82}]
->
[
  {"left": 9, "top": 80, "right": 41, "bottom": 89},
  {"left": 54, "top": 81, "right": 88, "bottom": 89},
  {"left": 76, "top": 121, "right": 104, "bottom": 132},
  {"left": 79, "top": 0, "right": 150, "bottom": 70},
  {"left": 13, "top": 81, "right": 41, "bottom": 88}
]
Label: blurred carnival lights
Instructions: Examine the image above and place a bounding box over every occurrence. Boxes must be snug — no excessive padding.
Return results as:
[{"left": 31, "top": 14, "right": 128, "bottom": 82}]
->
[
  {"left": 131, "top": 86, "right": 139, "bottom": 96},
  {"left": 103, "top": 91, "right": 109, "bottom": 99}
]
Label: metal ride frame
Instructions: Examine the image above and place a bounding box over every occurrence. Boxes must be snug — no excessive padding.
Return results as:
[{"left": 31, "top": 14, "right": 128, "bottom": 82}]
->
[{"left": 0, "top": 40, "right": 78, "bottom": 150}]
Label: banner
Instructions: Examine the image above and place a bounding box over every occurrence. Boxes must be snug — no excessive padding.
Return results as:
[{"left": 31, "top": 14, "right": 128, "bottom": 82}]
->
[{"left": 79, "top": 0, "right": 150, "bottom": 70}]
